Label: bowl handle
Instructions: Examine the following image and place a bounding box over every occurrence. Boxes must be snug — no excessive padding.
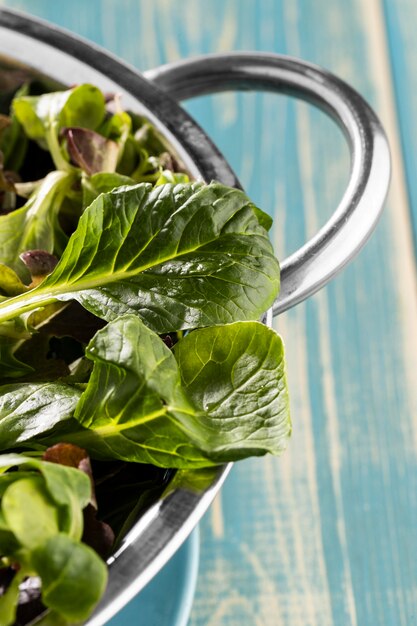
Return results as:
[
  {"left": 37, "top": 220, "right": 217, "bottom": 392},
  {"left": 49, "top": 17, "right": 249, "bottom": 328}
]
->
[{"left": 145, "top": 52, "right": 390, "bottom": 315}]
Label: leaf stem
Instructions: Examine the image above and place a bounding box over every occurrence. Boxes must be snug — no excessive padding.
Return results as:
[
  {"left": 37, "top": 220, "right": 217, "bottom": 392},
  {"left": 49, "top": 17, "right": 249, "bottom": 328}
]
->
[
  {"left": 0, "top": 290, "right": 57, "bottom": 325},
  {"left": 46, "top": 123, "right": 72, "bottom": 172}
]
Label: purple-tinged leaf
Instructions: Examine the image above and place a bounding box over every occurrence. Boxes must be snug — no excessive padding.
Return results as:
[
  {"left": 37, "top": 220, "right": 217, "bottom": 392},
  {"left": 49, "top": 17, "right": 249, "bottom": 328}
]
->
[{"left": 64, "top": 127, "right": 118, "bottom": 175}]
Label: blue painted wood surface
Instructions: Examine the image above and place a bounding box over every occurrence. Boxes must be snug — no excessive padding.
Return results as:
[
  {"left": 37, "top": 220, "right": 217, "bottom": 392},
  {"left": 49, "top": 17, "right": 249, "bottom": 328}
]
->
[{"left": 1, "top": 1, "right": 416, "bottom": 624}]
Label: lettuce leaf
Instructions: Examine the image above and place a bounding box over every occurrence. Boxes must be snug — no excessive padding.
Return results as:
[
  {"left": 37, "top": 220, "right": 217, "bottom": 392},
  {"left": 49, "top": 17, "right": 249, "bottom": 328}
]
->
[
  {"left": 31, "top": 534, "right": 107, "bottom": 622},
  {"left": 0, "top": 453, "right": 105, "bottom": 625},
  {"left": 13, "top": 85, "right": 105, "bottom": 171},
  {"left": 0, "top": 171, "right": 74, "bottom": 280}
]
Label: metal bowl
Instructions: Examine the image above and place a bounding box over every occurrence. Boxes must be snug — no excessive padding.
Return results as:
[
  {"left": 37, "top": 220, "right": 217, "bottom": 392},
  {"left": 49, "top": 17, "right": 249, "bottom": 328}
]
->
[{"left": 0, "top": 8, "right": 390, "bottom": 625}]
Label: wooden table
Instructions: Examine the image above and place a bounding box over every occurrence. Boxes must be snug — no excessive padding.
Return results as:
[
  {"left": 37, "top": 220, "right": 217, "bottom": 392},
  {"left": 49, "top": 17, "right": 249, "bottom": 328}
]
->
[{"left": 2, "top": 1, "right": 416, "bottom": 624}]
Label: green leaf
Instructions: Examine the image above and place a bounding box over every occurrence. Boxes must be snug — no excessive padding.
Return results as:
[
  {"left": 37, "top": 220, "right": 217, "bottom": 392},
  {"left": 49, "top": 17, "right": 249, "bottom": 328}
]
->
[
  {"left": 0, "top": 302, "right": 70, "bottom": 382},
  {"left": 0, "top": 114, "right": 28, "bottom": 173},
  {"left": 155, "top": 169, "right": 190, "bottom": 186},
  {"left": 65, "top": 315, "right": 289, "bottom": 468},
  {"left": 0, "top": 382, "right": 82, "bottom": 449},
  {"left": 0, "top": 83, "right": 29, "bottom": 172},
  {"left": 81, "top": 171, "right": 134, "bottom": 208},
  {"left": 98, "top": 107, "right": 132, "bottom": 167},
  {"left": 99, "top": 107, "right": 132, "bottom": 139},
  {"left": 132, "top": 116, "right": 169, "bottom": 156},
  {"left": 0, "top": 453, "right": 91, "bottom": 542},
  {"left": 0, "top": 507, "right": 20, "bottom": 554},
  {"left": 73, "top": 314, "right": 208, "bottom": 468},
  {"left": 0, "top": 334, "right": 33, "bottom": 380},
  {"left": 0, "top": 451, "right": 103, "bottom": 623},
  {"left": 0, "top": 471, "right": 34, "bottom": 497},
  {"left": 2, "top": 475, "right": 60, "bottom": 549},
  {"left": 174, "top": 320, "right": 291, "bottom": 461},
  {"left": 31, "top": 534, "right": 107, "bottom": 622},
  {"left": 0, "top": 454, "right": 91, "bottom": 513},
  {"left": 12, "top": 85, "right": 105, "bottom": 138},
  {"left": 0, "top": 264, "right": 28, "bottom": 296},
  {"left": 0, "top": 452, "right": 35, "bottom": 469},
  {"left": 0, "top": 316, "right": 290, "bottom": 468},
  {"left": 0, "top": 567, "right": 25, "bottom": 626},
  {"left": 13, "top": 85, "right": 106, "bottom": 170},
  {"left": 164, "top": 466, "right": 221, "bottom": 495},
  {"left": 0, "top": 170, "right": 74, "bottom": 280},
  {"left": 0, "top": 182, "right": 279, "bottom": 332},
  {"left": 37, "top": 459, "right": 91, "bottom": 513},
  {"left": 115, "top": 135, "right": 140, "bottom": 177},
  {"left": 35, "top": 460, "right": 91, "bottom": 541}
]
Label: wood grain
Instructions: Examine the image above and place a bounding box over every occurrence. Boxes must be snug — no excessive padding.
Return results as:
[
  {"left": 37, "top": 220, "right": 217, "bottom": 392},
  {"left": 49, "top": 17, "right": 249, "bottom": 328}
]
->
[{"left": 1, "top": 0, "right": 416, "bottom": 624}]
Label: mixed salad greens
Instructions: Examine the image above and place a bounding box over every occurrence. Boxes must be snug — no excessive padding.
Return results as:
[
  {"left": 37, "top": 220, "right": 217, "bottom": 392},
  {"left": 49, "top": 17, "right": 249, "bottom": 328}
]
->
[{"left": 0, "top": 74, "right": 291, "bottom": 625}]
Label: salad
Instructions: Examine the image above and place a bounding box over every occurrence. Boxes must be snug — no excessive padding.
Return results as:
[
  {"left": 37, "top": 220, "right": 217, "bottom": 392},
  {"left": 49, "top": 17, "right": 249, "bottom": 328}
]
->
[{"left": 0, "top": 74, "right": 291, "bottom": 625}]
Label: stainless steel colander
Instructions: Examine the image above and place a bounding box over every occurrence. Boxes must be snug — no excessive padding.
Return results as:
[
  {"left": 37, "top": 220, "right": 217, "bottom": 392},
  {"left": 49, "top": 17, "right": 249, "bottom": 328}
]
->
[{"left": 0, "top": 8, "right": 390, "bottom": 625}]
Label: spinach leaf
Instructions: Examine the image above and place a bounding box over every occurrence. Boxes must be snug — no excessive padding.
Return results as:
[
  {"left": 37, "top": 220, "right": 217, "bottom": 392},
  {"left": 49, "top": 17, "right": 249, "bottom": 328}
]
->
[
  {"left": 0, "top": 382, "right": 82, "bottom": 449},
  {"left": 53, "top": 315, "right": 289, "bottom": 468},
  {"left": 174, "top": 320, "right": 291, "bottom": 461},
  {"left": 72, "top": 314, "right": 209, "bottom": 467},
  {"left": 0, "top": 182, "right": 279, "bottom": 332},
  {"left": 0, "top": 315, "right": 290, "bottom": 468}
]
